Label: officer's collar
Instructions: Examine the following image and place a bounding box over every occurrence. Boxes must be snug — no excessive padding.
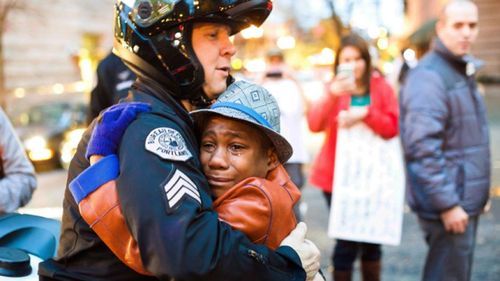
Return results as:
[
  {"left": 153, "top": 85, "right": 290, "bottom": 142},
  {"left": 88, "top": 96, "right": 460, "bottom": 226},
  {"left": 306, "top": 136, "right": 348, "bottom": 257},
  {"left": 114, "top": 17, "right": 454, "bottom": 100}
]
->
[{"left": 132, "top": 78, "right": 192, "bottom": 122}]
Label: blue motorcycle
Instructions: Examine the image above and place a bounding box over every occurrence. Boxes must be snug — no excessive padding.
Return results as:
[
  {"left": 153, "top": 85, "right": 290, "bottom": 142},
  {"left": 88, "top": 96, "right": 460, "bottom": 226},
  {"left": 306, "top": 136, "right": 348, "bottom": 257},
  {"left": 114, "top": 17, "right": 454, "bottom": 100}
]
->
[{"left": 0, "top": 213, "right": 60, "bottom": 280}]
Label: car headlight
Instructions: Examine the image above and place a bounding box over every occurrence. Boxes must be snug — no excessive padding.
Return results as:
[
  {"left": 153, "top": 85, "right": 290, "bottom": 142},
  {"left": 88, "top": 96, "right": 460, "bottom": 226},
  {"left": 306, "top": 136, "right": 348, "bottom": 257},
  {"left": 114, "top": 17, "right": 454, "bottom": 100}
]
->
[
  {"left": 24, "top": 136, "right": 47, "bottom": 151},
  {"left": 60, "top": 128, "right": 85, "bottom": 169},
  {"left": 64, "top": 128, "right": 85, "bottom": 146},
  {"left": 24, "top": 136, "right": 53, "bottom": 161}
]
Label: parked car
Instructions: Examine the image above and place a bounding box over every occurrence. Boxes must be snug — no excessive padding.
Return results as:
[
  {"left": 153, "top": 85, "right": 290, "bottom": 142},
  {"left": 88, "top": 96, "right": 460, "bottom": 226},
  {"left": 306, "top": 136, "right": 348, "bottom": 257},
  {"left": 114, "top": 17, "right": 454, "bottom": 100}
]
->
[{"left": 10, "top": 99, "right": 87, "bottom": 171}]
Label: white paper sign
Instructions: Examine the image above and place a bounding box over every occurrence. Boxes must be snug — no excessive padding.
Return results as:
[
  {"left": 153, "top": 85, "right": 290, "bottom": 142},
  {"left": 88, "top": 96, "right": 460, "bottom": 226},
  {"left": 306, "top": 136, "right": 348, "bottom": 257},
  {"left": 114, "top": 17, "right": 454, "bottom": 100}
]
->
[{"left": 327, "top": 122, "right": 405, "bottom": 246}]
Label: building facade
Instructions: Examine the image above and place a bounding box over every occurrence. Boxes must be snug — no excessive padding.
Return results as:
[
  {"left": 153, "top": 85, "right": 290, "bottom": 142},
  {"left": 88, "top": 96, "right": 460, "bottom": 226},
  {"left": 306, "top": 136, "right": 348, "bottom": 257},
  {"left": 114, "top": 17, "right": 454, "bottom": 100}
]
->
[
  {"left": 3, "top": 0, "right": 115, "bottom": 100},
  {"left": 474, "top": 0, "right": 500, "bottom": 79}
]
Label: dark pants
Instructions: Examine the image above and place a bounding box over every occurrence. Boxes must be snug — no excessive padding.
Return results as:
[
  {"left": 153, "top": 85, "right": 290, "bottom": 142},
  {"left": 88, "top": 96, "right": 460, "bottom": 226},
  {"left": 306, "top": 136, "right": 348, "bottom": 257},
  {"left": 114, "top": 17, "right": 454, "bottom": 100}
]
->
[
  {"left": 323, "top": 191, "right": 382, "bottom": 271},
  {"left": 418, "top": 215, "right": 479, "bottom": 281},
  {"left": 285, "top": 163, "right": 304, "bottom": 221}
]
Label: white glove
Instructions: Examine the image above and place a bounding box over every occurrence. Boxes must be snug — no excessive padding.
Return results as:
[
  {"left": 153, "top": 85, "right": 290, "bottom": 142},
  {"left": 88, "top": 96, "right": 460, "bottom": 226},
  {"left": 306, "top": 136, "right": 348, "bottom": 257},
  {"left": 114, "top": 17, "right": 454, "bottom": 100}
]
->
[
  {"left": 313, "top": 272, "right": 326, "bottom": 281},
  {"left": 280, "top": 222, "right": 321, "bottom": 281}
]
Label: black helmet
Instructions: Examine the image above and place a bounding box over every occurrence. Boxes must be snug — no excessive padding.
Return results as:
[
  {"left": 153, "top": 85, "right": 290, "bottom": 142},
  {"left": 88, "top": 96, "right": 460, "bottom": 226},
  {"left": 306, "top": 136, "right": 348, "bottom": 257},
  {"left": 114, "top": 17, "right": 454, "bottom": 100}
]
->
[{"left": 113, "top": 0, "right": 272, "bottom": 102}]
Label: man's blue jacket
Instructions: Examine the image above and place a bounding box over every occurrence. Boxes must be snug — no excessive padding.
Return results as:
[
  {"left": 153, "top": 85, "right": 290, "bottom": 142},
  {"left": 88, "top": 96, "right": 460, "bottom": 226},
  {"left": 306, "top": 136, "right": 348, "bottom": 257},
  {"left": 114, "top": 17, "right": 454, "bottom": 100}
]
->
[{"left": 400, "top": 39, "right": 490, "bottom": 219}]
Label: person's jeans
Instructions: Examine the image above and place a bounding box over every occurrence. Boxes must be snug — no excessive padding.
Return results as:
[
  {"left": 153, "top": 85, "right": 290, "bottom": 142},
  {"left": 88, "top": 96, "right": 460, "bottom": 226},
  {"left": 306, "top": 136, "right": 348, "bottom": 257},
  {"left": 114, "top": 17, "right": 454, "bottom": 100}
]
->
[
  {"left": 322, "top": 191, "right": 382, "bottom": 271},
  {"left": 418, "top": 215, "right": 479, "bottom": 281},
  {"left": 333, "top": 240, "right": 381, "bottom": 271}
]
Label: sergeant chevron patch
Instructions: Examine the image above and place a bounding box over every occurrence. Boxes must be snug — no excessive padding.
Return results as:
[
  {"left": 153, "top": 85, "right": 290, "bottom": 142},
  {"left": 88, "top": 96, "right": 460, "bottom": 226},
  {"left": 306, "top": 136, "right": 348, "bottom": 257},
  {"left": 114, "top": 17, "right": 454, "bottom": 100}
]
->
[{"left": 163, "top": 169, "right": 201, "bottom": 210}]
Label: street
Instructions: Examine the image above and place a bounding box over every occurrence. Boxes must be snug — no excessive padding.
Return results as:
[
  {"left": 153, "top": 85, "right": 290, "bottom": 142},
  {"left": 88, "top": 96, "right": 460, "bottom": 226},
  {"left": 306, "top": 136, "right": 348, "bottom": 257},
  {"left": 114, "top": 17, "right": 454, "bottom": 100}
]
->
[{"left": 20, "top": 86, "right": 500, "bottom": 280}]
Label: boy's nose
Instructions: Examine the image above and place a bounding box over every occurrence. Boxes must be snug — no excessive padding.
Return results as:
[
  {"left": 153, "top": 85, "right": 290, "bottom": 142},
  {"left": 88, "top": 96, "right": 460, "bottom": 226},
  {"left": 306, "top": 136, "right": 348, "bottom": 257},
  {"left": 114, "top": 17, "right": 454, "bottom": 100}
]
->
[{"left": 208, "top": 148, "right": 229, "bottom": 170}]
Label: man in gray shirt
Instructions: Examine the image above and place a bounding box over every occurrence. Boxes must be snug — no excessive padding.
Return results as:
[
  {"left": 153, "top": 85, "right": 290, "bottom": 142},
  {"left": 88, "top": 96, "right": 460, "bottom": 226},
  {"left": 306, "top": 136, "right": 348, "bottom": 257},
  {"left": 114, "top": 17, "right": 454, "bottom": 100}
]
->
[{"left": 0, "top": 107, "right": 37, "bottom": 214}]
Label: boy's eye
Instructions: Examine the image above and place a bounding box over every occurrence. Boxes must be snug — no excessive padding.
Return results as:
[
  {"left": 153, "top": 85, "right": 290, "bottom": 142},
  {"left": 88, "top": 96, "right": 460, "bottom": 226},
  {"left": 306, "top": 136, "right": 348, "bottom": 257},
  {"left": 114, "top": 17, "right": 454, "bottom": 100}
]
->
[
  {"left": 229, "top": 143, "right": 245, "bottom": 152},
  {"left": 201, "top": 142, "right": 215, "bottom": 152}
]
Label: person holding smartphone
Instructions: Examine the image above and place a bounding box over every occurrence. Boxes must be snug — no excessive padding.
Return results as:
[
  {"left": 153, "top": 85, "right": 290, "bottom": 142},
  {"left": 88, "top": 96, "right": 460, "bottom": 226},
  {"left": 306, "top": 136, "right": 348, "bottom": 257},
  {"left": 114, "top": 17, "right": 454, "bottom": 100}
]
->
[{"left": 307, "top": 33, "right": 399, "bottom": 281}]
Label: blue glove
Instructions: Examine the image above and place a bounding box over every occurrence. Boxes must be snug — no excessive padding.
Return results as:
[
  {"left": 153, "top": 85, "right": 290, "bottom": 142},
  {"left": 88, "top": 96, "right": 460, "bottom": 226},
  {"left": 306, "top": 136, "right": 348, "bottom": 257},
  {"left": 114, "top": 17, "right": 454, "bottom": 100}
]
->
[{"left": 86, "top": 102, "right": 151, "bottom": 159}]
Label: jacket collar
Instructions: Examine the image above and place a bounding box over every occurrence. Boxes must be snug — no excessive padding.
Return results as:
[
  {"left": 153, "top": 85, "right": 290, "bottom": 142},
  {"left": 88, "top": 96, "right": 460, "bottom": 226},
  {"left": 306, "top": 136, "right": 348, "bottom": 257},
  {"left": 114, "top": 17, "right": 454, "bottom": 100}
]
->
[
  {"left": 433, "top": 38, "right": 483, "bottom": 76},
  {"left": 131, "top": 77, "right": 192, "bottom": 123},
  {"left": 212, "top": 164, "right": 301, "bottom": 207}
]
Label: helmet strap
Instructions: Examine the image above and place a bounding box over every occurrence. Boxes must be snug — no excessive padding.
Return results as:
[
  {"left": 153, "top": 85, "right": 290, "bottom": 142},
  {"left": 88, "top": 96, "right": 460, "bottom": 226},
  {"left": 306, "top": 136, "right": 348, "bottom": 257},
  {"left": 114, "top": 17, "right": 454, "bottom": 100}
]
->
[{"left": 189, "top": 74, "right": 235, "bottom": 108}]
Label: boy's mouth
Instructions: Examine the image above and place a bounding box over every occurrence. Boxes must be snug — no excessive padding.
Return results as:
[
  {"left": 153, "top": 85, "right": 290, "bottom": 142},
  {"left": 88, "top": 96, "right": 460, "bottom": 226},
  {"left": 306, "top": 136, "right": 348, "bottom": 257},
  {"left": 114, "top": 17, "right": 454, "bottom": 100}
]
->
[{"left": 206, "top": 175, "right": 232, "bottom": 185}]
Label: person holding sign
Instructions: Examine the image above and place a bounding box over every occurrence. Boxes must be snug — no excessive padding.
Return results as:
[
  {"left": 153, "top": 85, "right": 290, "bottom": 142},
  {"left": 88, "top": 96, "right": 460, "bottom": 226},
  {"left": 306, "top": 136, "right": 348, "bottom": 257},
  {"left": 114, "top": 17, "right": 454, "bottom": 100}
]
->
[{"left": 307, "top": 33, "right": 399, "bottom": 281}]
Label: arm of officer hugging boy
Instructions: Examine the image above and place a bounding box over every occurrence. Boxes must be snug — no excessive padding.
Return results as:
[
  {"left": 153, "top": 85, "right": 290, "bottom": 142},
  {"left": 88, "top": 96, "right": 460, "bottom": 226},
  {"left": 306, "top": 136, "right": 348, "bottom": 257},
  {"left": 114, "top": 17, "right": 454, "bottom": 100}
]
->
[{"left": 86, "top": 102, "right": 151, "bottom": 161}]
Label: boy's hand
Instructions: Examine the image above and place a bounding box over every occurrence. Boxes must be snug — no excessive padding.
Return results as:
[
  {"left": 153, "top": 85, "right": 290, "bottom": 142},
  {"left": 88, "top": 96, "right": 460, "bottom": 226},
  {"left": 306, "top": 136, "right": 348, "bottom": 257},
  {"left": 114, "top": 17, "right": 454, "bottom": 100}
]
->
[
  {"left": 280, "top": 222, "right": 321, "bottom": 281},
  {"left": 86, "top": 102, "right": 151, "bottom": 159}
]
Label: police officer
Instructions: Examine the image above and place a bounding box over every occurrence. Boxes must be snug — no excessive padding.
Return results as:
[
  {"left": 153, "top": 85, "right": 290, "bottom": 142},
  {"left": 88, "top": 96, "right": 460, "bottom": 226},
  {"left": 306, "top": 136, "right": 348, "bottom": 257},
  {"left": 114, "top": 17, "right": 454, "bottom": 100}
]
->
[
  {"left": 87, "top": 51, "right": 136, "bottom": 124},
  {"left": 38, "top": 1, "right": 320, "bottom": 280}
]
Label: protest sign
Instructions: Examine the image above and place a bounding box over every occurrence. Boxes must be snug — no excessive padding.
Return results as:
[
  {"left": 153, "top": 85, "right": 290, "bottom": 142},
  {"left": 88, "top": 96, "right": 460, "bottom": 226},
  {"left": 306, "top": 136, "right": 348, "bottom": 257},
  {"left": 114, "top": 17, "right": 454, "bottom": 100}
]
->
[{"left": 328, "top": 122, "right": 405, "bottom": 246}]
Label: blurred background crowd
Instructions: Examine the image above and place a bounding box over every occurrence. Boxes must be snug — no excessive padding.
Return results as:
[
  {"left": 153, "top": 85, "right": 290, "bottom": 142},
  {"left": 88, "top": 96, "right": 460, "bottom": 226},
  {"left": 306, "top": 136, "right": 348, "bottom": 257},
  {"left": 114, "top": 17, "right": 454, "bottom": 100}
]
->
[{"left": 0, "top": 0, "right": 498, "bottom": 175}]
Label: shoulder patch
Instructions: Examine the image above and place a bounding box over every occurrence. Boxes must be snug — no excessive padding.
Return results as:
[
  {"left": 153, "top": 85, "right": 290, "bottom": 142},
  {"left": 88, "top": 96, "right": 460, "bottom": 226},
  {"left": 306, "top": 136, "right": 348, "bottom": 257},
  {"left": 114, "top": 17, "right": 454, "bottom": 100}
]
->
[
  {"left": 145, "top": 127, "right": 193, "bottom": 161},
  {"left": 163, "top": 169, "right": 201, "bottom": 211}
]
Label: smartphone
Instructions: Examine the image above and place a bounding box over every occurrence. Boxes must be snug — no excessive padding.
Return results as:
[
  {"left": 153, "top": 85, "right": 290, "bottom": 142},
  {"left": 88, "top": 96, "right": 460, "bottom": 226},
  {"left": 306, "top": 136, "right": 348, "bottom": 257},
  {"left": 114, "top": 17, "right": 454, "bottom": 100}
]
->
[{"left": 337, "top": 63, "right": 355, "bottom": 82}]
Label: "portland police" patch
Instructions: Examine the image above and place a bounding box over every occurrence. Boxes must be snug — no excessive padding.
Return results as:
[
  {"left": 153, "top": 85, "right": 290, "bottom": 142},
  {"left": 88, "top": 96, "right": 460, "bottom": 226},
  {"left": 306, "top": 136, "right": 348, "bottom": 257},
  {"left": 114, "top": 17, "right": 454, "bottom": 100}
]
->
[{"left": 145, "top": 127, "right": 192, "bottom": 161}]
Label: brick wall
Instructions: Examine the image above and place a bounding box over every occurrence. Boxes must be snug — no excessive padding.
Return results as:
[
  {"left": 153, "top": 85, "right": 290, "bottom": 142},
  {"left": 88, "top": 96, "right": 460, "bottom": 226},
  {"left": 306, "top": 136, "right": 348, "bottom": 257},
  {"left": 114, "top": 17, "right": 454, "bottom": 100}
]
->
[
  {"left": 3, "top": 0, "right": 115, "bottom": 92},
  {"left": 405, "top": 0, "right": 446, "bottom": 33},
  {"left": 474, "top": 0, "right": 500, "bottom": 78}
]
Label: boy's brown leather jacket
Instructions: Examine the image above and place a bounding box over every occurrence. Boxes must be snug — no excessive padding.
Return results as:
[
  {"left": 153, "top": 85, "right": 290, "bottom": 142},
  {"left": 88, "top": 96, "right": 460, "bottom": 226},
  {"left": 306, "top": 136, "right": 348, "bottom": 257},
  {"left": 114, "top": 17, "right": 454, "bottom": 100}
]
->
[{"left": 77, "top": 164, "right": 300, "bottom": 275}]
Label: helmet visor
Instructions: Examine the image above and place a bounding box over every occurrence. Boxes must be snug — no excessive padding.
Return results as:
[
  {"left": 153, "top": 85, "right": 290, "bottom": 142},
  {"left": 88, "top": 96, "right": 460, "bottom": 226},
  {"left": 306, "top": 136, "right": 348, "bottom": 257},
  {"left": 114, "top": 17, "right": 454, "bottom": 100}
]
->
[
  {"left": 120, "top": 0, "right": 181, "bottom": 28},
  {"left": 120, "top": 0, "right": 272, "bottom": 32}
]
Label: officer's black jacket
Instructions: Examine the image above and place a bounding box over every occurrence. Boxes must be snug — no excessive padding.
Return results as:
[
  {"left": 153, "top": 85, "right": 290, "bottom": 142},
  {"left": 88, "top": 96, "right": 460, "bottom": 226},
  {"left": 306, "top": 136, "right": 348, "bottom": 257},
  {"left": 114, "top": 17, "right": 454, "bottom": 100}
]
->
[{"left": 38, "top": 79, "right": 306, "bottom": 281}]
